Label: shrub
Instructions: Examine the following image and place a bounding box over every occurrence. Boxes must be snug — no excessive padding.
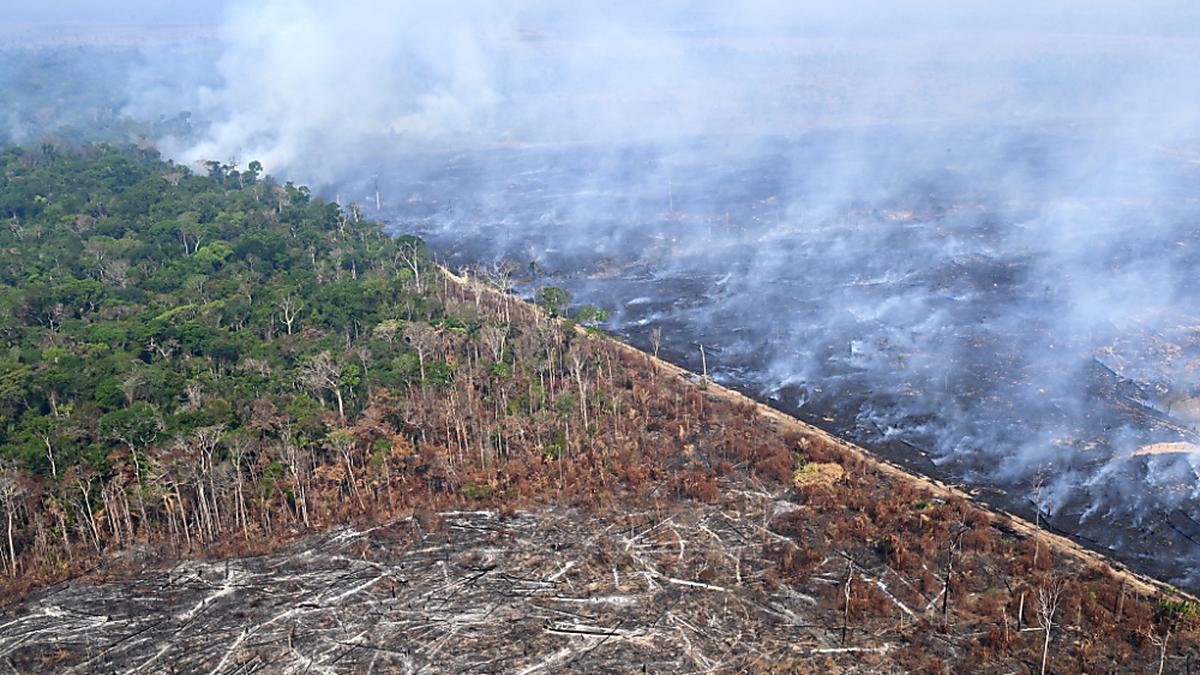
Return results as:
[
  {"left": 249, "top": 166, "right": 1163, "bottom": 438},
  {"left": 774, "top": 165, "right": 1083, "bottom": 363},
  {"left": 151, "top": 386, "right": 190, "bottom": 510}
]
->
[{"left": 793, "top": 462, "right": 844, "bottom": 489}]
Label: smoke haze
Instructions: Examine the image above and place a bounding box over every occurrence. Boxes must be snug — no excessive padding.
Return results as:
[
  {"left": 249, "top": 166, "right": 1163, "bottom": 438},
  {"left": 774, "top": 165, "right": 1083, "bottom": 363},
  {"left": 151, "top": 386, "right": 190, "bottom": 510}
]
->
[{"left": 4, "top": 1, "right": 1200, "bottom": 587}]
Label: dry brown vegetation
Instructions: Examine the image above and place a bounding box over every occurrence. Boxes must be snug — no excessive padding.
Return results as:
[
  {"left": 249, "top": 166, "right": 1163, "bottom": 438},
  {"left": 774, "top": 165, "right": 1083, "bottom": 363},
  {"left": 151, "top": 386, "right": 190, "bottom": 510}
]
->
[{"left": 2, "top": 269, "right": 1197, "bottom": 672}]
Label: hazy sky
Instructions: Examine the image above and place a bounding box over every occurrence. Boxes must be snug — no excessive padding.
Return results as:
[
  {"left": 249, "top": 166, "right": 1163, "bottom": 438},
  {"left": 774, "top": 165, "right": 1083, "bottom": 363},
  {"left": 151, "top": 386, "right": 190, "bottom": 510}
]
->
[
  {"left": 0, "top": 1, "right": 224, "bottom": 26},
  {"left": 4, "top": 1, "right": 1199, "bottom": 34}
]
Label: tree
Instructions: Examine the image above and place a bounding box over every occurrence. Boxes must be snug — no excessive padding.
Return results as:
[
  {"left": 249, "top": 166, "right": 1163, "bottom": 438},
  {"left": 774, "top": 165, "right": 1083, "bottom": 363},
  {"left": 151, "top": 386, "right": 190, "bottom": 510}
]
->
[
  {"left": 373, "top": 318, "right": 404, "bottom": 344},
  {"left": 325, "top": 429, "right": 365, "bottom": 511},
  {"left": 574, "top": 304, "right": 609, "bottom": 328},
  {"left": 478, "top": 260, "right": 517, "bottom": 321},
  {"left": 0, "top": 468, "right": 24, "bottom": 576},
  {"left": 26, "top": 415, "right": 62, "bottom": 478},
  {"left": 300, "top": 351, "right": 348, "bottom": 420},
  {"left": 100, "top": 402, "right": 162, "bottom": 524},
  {"left": 403, "top": 323, "right": 440, "bottom": 383},
  {"left": 193, "top": 241, "right": 234, "bottom": 269},
  {"left": 537, "top": 286, "right": 571, "bottom": 318},
  {"left": 1149, "top": 600, "right": 1199, "bottom": 675},
  {"left": 187, "top": 425, "right": 225, "bottom": 540},
  {"left": 224, "top": 430, "right": 254, "bottom": 539},
  {"left": 479, "top": 324, "right": 507, "bottom": 363},
  {"left": 276, "top": 429, "right": 312, "bottom": 528},
  {"left": 277, "top": 293, "right": 302, "bottom": 335},
  {"left": 395, "top": 235, "right": 425, "bottom": 293},
  {"left": 1036, "top": 576, "right": 1065, "bottom": 675}
]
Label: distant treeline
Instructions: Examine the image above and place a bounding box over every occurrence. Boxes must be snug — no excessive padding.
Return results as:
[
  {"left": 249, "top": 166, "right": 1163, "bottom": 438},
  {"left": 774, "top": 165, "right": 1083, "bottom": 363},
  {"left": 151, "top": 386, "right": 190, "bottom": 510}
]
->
[{"left": 0, "top": 45, "right": 207, "bottom": 146}]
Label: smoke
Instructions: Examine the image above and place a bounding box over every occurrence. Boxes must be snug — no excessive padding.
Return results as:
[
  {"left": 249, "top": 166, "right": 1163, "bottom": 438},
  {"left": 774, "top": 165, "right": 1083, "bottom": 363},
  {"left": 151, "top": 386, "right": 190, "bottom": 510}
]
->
[
  {"left": 0, "top": 1, "right": 221, "bottom": 144},
  {"left": 180, "top": 3, "right": 1200, "bottom": 451},
  {"left": 170, "top": 1, "right": 516, "bottom": 179},
  {"left": 9, "top": 0, "right": 1200, "bottom": 585}
]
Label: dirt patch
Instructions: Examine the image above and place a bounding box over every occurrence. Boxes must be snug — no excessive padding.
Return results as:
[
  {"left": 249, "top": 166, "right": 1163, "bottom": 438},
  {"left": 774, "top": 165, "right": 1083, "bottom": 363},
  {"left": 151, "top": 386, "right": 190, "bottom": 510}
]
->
[{"left": 1134, "top": 441, "right": 1200, "bottom": 457}]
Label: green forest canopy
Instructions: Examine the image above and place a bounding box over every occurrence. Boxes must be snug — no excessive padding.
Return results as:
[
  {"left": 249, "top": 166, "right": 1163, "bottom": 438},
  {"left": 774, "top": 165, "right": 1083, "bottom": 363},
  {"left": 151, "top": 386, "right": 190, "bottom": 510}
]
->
[{"left": 0, "top": 143, "right": 437, "bottom": 479}]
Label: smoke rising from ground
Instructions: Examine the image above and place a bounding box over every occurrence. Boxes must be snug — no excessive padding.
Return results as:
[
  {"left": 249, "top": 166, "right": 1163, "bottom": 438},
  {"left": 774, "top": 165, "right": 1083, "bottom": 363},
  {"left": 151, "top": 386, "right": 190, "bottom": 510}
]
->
[
  {"left": 172, "top": 1, "right": 1200, "bottom": 585},
  {"left": 6, "top": 1, "right": 1200, "bottom": 586}
]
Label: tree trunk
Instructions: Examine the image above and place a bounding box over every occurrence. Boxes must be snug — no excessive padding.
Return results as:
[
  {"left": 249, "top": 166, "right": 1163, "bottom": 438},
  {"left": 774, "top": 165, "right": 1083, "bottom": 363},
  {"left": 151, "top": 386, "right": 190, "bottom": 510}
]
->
[
  {"left": 129, "top": 446, "right": 149, "bottom": 530},
  {"left": 1041, "top": 624, "right": 1052, "bottom": 675},
  {"left": 6, "top": 510, "right": 15, "bottom": 577},
  {"left": 334, "top": 386, "right": 346, "bottom": 420},
  {"left": 1159, "top": 630, "right": 1171, "bottom": 675},
  {"left": 79, "top": 486, "right": 102, "bottom": 552},
  {"left": 43, "top": 437, "right": 56, "bottom": 478}
]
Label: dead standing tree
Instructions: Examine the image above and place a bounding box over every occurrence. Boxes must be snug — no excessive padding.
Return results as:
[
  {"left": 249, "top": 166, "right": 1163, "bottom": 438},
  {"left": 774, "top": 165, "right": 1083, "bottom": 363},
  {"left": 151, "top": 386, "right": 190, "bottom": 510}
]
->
[
  {"left": 0, "top": 469, "right": 24, "bottom": 576},
  {"left": 1036, "top": 576, "right": 1066, "bottom": 675},
  {"left": 301, "top": 351, "right": 347, "bottom": 420},
  {"left": 942, "top": 516, "right": 971, "bottom": 624},
  {"left": 277, "top": 429, "right": 313, "bottom": 528},
  {"left": 223, "top": 431, "right": 254, "bottom": 539},
  {"left": 479, "top": 324, "right": 508, "bottom": 364},
  {"left": 395, "top": 237, "right": 425, "bottom": 294},
  {"left": 189, "top": 425, "right": 226, "bottom": 541},
  {"left": 277, "top": 294, "right": 302, "bottom": 335},
  {"left": 841, "top": 559, "right": 854, "bottom": 645},
  {"left": 404, "top": 323, "right": 441, "bottom": 384},
  {"left": 480, "top": 261, "right": 518, "bottom": 323}
]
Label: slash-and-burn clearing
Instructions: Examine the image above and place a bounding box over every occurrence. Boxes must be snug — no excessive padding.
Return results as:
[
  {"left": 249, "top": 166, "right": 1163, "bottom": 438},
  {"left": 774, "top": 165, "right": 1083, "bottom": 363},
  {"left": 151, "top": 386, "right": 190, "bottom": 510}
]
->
[{"left": 2, "top": 271, "right": 1196, "bottom": 673}]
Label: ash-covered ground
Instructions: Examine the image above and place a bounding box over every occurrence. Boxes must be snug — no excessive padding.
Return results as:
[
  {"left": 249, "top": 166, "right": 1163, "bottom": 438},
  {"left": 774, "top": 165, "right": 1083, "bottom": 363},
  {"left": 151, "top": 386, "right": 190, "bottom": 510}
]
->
[
  {"left": 349, "top": 129, "right": 1200, "bottom": 591},
  {"left": 0, "top": 496, "right": 911, "bottom": 673}
]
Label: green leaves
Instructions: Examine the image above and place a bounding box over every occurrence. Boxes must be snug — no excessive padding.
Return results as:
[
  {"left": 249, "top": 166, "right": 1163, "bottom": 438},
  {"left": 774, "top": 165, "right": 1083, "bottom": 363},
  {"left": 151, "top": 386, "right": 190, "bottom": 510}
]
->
[
  {"left": 0, "top": 143, "right": 456, "bottom": 496},
  {"left": 100, "top": 401, "right": 163, "bottom": 450},
  {"left": 537, "top": 286, "right": 571, "bottom": 318},
  {"left": 573, "top": 304, "right": 609, "bottom": 327},
  {"left": 192, "top": 241, "right": 234, "bottom": 269}
]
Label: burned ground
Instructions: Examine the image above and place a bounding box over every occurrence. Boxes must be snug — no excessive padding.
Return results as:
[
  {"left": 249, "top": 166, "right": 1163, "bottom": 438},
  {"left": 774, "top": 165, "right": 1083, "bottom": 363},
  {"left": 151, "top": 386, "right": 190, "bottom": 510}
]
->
[
  {"left": 2, "top": 499, "right": 899, "bottom": 673},
  {"left": 2, "top": 271, "right": 1197, "bottom": 673},
  {"left": 369, "top": 136, "right": 1200, "bottom": 594}
]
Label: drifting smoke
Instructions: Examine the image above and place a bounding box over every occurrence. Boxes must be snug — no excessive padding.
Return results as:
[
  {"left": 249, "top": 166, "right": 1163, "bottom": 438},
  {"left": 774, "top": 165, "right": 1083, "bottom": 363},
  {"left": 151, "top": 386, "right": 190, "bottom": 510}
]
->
[
  {"left": 0, "top": 1, "right": 220, "bottom": 144},
  {"left": 172, "top": 0, "right": 1200, "bottom": 585},
  {"left": 8, "top": 1, "right": 1200, "bottom": 586}
]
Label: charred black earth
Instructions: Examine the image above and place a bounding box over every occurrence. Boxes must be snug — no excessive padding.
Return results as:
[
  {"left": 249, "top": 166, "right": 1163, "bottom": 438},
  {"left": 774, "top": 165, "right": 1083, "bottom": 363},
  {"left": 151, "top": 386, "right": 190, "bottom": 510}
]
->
[{"left": 345, "top": 128, "right": 1200, "bottom": 592}]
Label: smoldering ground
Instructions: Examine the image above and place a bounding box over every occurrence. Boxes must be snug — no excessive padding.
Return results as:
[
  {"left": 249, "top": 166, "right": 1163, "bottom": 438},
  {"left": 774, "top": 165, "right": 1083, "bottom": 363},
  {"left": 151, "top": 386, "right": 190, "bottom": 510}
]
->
[{"left": 4, "top": 1, "right": 1200, "bottom": 587}]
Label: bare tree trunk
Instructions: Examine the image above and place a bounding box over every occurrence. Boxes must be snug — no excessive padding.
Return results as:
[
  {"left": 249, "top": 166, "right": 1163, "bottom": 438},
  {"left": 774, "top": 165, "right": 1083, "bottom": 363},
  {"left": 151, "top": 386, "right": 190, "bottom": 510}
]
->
[
  {"left": 57, "top": 510, "right": 71, "bottom": 561},
  {"left": 297, "top": 473, "right": 310, "bottom": 528},
  {"left": 1041, "top": 622, "right": 1052, "bottom": 675},
  {"left": 78, "top": 483, "right": 102, "bottom": 553},
  {"left": 1033, "top": 476, "right": 1044, "bottom": 567},
  {"left": 42, "top": 436, "right": 56, "bottom": 478},
  {"left": 175, "top": 483, "right": 192, "bottom": 550},
  {"left": 6, "top": 510, "right": 15, "bottom": 577},
  {"left": 573, "top": 356, "right": 589, "bottom": 435},
  {"left": 841, "top": 561, "right": 853, "bottom": 645},
  {"left": 1037, "top": 578, "right": 1064, "bottom": 675},
  {"left": 1145, "top": 629, "right": 1173, "bottom": 675},
  {"left": 129, "top": 446, "right": 149, "bottom": 530},
  {"left": 235, "top": 467, "right": 248, "bottom": 539},
  {"left": 210, "top": 476, "right": 222, "bottom": 535}
]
